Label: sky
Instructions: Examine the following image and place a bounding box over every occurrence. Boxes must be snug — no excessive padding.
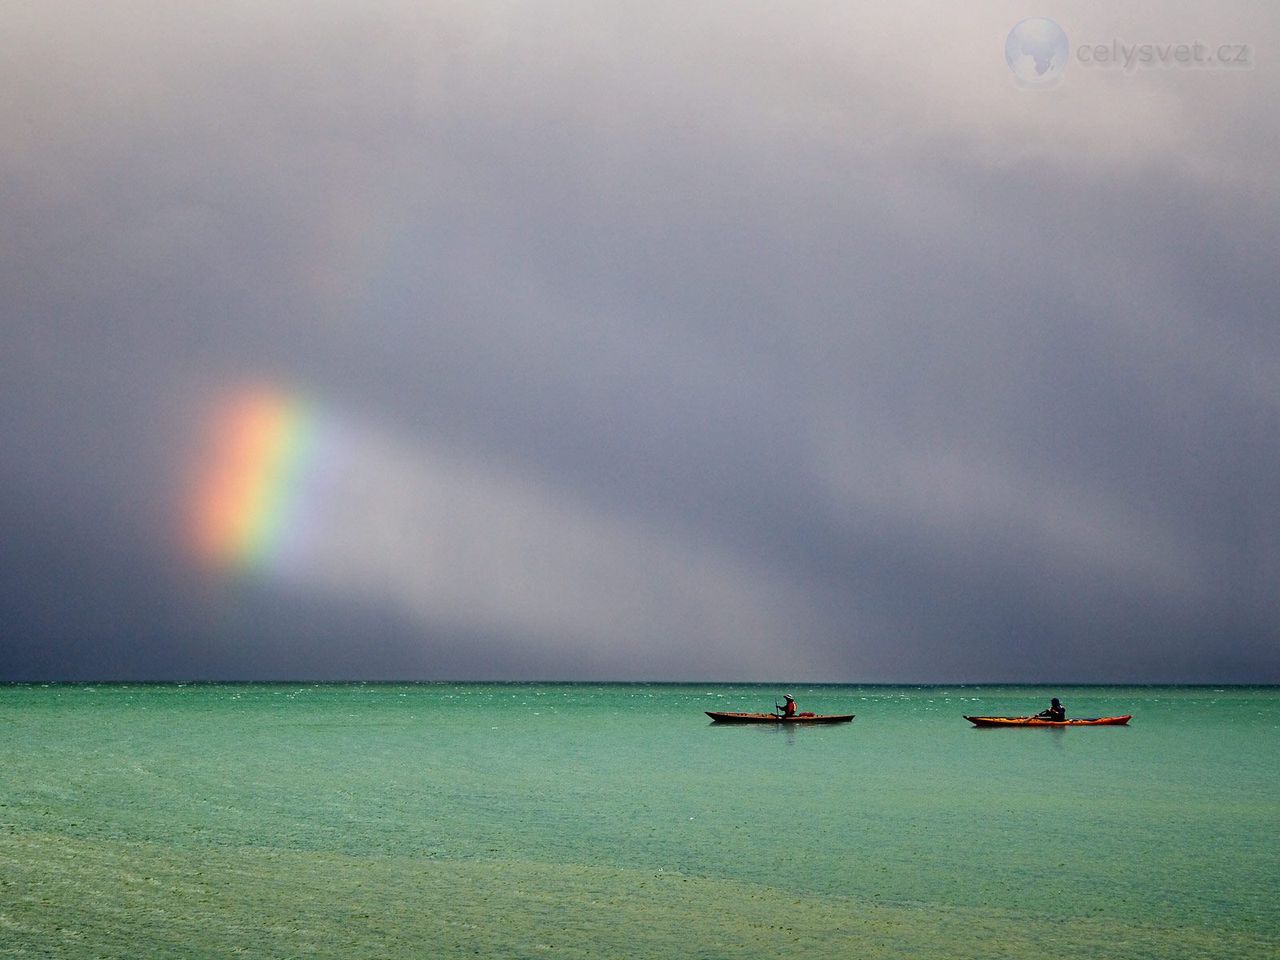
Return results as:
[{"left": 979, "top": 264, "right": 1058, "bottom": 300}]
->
[{"left": 2, "top": 1, "right": 1277, "bottom": 681}]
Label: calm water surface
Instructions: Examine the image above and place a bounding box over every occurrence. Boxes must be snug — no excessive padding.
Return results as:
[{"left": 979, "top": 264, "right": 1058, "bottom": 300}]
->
[{"left": 1, "top": 683, "right": 1276, "bottom": 958}]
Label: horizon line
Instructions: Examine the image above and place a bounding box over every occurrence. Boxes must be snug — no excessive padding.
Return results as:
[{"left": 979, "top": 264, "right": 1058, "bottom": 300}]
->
[{"left": 2, "top": 678, "right": 1276, "bottom": 687}]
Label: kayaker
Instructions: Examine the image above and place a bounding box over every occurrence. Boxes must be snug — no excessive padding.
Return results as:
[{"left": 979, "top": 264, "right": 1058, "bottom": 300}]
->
[
  {"left": 776, "top": 695, "right": 797, "bottom": 718},
  {"left": 1036, "top": 697, "right": 1066, "bottom": 721}
]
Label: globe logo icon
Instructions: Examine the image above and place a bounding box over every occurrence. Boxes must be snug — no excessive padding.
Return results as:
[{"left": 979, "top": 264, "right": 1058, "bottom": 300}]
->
[{"left": 1005, "top": 18, "right": 1069, "bottom": 86}]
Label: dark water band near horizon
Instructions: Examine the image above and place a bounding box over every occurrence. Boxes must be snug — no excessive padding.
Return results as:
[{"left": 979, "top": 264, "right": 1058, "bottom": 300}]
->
[{"left": 2, "top": 683, "right": 1276, "bottom": 958}]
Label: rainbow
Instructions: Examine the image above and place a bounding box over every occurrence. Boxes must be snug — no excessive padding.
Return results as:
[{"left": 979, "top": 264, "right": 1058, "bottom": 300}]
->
[{"left": 188, "top": 388, "right": 321, "bottom": 573}]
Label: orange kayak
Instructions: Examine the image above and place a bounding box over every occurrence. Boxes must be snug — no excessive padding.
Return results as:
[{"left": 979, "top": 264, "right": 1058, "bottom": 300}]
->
[
  {"left": 964, "top": 715, "right": 1131, "bottom": 727},
  {"left": 706, "top": 711, "right": 854, "bottom": 724}
]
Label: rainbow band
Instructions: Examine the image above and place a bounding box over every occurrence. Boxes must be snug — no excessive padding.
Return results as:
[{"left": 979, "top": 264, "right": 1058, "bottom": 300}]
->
[{"left": 190, "top": 389, "right": 315, "bottom": 571}]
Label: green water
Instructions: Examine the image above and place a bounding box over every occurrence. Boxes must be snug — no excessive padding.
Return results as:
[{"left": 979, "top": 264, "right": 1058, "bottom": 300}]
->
[{"left": 1, "top": 683, "right": 1276, "bottom": 958}]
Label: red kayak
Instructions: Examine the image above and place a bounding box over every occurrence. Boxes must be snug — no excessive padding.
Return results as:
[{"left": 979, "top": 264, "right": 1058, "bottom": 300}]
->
[
  {"left": 964, "top": 715, "right": 1131, "bottom": 727},
  {"left": 706, "top": 711, "right": 854, "bottom": 724}
]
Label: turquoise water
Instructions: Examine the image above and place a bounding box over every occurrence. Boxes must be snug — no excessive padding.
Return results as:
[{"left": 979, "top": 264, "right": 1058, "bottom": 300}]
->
[{"left": 1, "top": 683, "right": 1276, "bottom": 958}]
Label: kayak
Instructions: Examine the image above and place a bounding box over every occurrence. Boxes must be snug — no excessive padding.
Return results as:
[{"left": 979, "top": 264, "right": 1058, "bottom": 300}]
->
[
  {"left": 964, "top": 715, "right": 1131, "bottom": 727},
  {"left": 706, "top": 711, "right": 854, "bottom": 724}
]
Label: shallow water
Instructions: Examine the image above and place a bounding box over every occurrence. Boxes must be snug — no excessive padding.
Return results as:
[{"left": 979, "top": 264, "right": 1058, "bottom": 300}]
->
[{"left": 1, "top": 683, "right": 1276, "bottom": 958}]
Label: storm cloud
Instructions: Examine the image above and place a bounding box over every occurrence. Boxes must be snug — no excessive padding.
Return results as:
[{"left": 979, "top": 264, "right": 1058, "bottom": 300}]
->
[{"left": 2, "top": 1, "right": 1277, "bottom": 680}]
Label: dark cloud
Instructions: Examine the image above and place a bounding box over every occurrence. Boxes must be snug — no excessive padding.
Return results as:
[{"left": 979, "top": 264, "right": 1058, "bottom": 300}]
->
[{"left": 2, "top": 2, "right": 1277, "bottom": 680}]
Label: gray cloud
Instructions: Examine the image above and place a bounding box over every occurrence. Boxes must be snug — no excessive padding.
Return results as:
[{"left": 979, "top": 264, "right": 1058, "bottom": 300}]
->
[{"left": 2, "top": 2, "right": 1277, "bottom": 680}]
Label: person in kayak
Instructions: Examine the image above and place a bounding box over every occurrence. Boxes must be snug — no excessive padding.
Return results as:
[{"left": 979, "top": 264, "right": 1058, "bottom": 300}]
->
[
  {"left": 1035, "top": 697, "right": 1066, "bottom": 721},
  {"left": 776, "top": 695, "right": 797, "bottom": 718}
]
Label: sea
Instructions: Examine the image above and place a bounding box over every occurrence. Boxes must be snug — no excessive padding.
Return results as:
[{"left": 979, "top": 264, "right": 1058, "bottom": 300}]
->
[{"left": 1, "top": 683, "right": 1276, "bottom": 959}]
